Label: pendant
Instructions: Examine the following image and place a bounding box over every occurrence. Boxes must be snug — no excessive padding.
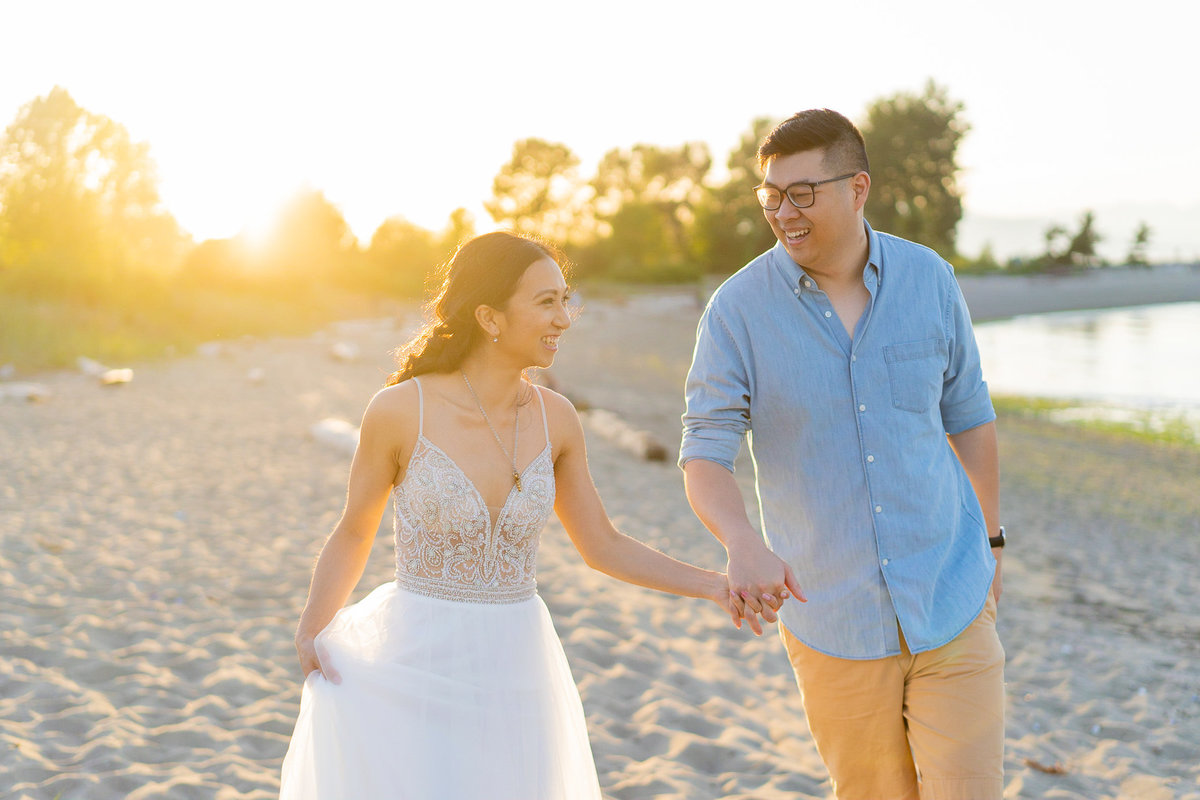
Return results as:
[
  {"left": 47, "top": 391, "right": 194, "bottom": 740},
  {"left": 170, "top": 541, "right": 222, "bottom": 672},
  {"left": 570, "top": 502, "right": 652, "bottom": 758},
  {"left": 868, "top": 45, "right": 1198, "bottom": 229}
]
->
[{"left": 513, "top": 471, "right": 523, "bottom": 492}]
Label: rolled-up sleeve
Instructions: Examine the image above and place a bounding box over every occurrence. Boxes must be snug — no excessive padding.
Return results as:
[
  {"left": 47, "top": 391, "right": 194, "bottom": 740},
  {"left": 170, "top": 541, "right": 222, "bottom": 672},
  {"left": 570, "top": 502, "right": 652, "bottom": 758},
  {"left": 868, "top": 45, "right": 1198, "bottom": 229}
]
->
[
  {"left": 679, "top": 303, "right": 751, "bottom": 471},
  {"left": 939, "top": 274, "right": 995, "bottom": 435}
]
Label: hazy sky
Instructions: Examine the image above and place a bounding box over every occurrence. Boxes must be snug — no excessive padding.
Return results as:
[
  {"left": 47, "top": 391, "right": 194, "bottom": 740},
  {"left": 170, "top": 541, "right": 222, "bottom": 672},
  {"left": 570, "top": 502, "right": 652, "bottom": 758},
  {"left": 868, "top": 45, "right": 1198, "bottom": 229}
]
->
[{"left": 2, "top": 0, "right": 1196, "bottom": 260}]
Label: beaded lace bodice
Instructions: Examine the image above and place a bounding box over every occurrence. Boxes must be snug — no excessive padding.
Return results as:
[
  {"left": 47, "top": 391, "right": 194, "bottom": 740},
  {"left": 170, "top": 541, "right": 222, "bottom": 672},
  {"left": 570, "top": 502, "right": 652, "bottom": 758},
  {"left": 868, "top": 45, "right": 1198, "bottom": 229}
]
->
[{"left": 392, "top": 378, "right": 555, "bottom": 604}]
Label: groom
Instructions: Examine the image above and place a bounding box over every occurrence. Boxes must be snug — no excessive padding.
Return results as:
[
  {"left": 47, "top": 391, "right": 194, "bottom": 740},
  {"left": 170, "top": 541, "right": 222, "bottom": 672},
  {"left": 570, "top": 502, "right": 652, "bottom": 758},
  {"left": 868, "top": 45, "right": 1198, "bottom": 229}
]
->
[{"left": 679, "top": 108, "right": 1005, "bottom": 799}]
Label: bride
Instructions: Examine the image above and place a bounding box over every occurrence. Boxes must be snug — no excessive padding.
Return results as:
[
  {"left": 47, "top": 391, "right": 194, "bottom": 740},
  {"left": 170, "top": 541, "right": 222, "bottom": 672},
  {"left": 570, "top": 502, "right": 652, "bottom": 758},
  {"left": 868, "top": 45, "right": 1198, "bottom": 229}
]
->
[{"left": 279, "top": 231, "right": 777, "bottom": 798}]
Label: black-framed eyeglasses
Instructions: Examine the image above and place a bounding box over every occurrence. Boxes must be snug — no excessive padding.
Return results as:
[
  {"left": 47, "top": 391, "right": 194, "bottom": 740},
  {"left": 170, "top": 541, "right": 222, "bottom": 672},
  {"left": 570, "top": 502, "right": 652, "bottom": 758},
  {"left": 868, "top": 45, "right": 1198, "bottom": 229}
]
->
[{"left": 753, "top": 172, "right": 860, "bottom": 211}]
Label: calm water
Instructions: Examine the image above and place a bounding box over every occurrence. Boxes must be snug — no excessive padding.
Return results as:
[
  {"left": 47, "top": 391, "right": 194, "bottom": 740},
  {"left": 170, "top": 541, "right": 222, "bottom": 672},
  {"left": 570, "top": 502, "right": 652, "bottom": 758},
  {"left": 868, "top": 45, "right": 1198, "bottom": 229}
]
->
[{"left": 973, "top": 302, "right": 1200, "bottom": 435}]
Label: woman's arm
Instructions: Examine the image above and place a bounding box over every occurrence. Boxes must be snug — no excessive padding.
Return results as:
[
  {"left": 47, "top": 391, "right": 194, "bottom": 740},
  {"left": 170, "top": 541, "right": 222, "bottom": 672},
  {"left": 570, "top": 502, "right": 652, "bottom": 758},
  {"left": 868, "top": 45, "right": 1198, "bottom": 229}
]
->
[
  {"left": 545, "top": 391, "right": 736, "bottom": 623},
  {"left": 293, "top": 384, "right": 414, "bottom": 681}
]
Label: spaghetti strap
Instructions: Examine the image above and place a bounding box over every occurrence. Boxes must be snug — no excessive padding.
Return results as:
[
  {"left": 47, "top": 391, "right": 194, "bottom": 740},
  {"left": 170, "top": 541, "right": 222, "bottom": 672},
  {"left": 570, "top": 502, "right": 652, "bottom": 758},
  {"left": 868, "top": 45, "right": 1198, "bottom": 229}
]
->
[
  {"left": 413, "top": 376, "right": 424, "bottom": 437},
  {"left": 533, "top": 385, "right": 550, "bottom": 447}
]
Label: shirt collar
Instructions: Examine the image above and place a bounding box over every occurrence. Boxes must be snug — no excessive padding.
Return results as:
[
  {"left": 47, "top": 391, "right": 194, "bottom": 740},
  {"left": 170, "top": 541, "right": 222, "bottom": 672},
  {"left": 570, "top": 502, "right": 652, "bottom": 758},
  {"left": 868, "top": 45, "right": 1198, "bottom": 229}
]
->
[
  {"left": 863, "top": 220, "right": 883, "bottom": 290},
  {"left": 770, "top": 220, "right": 884, "bottom": 292}
]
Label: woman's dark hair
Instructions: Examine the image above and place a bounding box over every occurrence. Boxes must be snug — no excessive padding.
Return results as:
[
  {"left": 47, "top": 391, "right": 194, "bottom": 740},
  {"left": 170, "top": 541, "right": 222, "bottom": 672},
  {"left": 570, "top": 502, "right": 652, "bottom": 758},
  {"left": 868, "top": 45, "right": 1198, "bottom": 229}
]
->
[
  {"left": 757, "top": 108, "right": 869, "bottom": 176},
  {"left": 386, "top": 231, "right": 563, "bottom": 385}
]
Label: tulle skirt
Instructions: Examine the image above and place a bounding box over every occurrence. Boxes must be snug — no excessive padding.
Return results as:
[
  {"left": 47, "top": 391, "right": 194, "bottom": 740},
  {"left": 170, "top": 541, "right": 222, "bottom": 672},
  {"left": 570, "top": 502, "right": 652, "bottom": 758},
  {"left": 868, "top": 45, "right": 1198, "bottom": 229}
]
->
[{"left": 279, "top": 582, "right": 601, "bottom": 799}]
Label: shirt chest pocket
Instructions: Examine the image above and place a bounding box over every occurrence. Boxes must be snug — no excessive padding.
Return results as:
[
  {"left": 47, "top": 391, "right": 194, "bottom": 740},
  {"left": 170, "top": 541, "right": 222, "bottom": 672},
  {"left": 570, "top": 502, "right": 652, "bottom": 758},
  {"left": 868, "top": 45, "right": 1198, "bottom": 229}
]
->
[{"left": 883, "top": 338, "right": 947, "bottom": 413}]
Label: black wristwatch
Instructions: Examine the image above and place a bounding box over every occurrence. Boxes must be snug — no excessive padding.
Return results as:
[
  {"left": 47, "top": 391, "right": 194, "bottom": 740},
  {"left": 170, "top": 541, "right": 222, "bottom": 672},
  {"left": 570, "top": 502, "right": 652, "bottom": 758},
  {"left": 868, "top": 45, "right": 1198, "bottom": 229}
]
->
[{"left": 988, "top": 526, "right": 1006, "bottom": 549}]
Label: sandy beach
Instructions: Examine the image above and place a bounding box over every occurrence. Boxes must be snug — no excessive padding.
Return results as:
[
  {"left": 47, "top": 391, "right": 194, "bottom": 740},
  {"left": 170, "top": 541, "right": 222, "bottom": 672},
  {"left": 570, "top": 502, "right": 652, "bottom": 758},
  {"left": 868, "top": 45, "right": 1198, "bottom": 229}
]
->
[{"left": 2, "top": 264, "right": 1199, "bottom": 799}]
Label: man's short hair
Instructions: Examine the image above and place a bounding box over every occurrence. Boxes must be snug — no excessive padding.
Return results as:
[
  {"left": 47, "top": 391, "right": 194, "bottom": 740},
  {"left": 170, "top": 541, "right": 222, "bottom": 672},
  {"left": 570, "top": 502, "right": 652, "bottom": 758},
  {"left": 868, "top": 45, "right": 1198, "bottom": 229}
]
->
[{"left": 757, "top": 109, "right": 869, "bottom": 176}]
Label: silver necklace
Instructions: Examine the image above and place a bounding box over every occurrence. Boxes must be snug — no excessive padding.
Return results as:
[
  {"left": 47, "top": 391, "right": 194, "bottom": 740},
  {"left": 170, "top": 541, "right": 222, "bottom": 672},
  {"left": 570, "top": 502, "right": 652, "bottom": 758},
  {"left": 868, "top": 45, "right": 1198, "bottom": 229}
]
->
[{"left": 461, "top": 370, "right": 522, "bottom": 492}]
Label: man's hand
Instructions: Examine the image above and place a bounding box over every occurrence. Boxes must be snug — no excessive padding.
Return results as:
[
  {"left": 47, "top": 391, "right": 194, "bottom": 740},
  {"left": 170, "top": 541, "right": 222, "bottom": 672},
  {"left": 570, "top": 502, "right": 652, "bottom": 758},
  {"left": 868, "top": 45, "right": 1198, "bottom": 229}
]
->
[
  {"left": 726, "top": 540, "right": 806, "bottom": 635},
  {"left": 682, "top": 459, "right": 806, "bottom": 635}
]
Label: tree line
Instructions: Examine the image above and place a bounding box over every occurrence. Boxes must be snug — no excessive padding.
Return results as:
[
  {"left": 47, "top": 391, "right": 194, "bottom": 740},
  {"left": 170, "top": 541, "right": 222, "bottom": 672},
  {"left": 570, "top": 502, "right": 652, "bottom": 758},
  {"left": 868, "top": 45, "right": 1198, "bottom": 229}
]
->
[
  {"left": 970, "top": 210, "right": 1155, "bottom": 274},
  {"left": 0, "top": 83, "right": 1162, "bottom": 315}
]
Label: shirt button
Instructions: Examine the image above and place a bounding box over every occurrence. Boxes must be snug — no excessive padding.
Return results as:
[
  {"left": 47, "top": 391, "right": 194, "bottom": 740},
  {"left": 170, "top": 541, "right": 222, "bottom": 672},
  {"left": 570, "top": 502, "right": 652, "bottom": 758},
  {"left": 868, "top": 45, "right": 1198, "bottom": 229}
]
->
[
  {"left": 881, "top": 558, "right": 889, "bottom": 566},
  {"left": 851, "top": 354, "right": 857, "bottom": 362},
  {"left": 859, "top": 404, "right": 866, "bottom": 412},
  {"left": 824, "top": 310, "right": 832, "bottom": 318},
  {"left": 867, "top": 455, "right": 875, "bottom": 463},
  {"left": 793, "top": 288, "right": 800, "bottom": 296},
  {"left": 875, "top": 505, "right": 882, "bottom": 513},
  {"left": 804, "top": 280, "right": 813, "bottom": 288}
]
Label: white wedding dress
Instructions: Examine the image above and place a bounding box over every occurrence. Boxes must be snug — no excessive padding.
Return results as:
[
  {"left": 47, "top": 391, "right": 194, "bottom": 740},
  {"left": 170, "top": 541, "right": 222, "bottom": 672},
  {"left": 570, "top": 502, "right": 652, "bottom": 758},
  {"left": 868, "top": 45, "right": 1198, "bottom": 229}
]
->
[{"left": 279, "top": 379, "right": 601, "bottom": 799}]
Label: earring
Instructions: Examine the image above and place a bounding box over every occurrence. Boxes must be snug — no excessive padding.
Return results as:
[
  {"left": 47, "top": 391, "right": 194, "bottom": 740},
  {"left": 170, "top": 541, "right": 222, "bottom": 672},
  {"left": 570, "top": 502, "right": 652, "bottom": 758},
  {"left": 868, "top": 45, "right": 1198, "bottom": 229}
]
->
[{"left": 492, "top": 335, "right": 499, "bottom": 343}]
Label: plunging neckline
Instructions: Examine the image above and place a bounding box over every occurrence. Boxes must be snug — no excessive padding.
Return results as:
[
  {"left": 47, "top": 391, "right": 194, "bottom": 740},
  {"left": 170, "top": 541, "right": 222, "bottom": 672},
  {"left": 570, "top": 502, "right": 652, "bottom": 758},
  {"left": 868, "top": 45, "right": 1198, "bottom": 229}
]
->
[{"left": 406, "top": 435, "right": 552, "bottom": 532}]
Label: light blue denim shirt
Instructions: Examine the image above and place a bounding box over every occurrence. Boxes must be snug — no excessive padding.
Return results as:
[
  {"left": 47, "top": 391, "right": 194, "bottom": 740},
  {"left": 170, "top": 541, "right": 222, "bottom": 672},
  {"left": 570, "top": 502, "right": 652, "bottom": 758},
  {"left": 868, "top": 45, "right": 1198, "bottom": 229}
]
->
[{"left": 680, "top": 222, "right": 997, "bottom": 659}]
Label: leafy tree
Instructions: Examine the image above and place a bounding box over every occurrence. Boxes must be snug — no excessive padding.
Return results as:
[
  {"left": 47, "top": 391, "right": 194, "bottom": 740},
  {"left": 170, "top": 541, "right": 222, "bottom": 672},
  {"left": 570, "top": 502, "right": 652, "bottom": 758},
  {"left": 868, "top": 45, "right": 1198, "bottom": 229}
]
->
[
  {"left": 1038, "top": 210, "right": 1103, "bottom": 270},
  {"left": 1039, "top": 224, "right": 1071, "bottom": 271},
  {"left": 592, "top": 142, "right": 710, "bottom": 210},
  {"left": 440, "top": 207, "right": 476, "bottom": 255},
  {"left": 256, "top": 187, "right": 359, "bottom": 283},
  {"left": 180, "top": 237, "right": 253, "bottom": 289},
  {"left": 861, "top": 80, "right": 968, "bottom": 259},
  {"left": 1065, "top": 210, "right": 1102, "bottom": 266},
  {"left": 365, "top": 216, "right": 442, "bottom": 296},
  {"left": 580, "top": 201, "right": 694, "bottom": 282},
  {"left": 361, "top": 209, "right": 478, "bottom": 297},
  {"left": 692, "top": 116, "right": 779, "bottom": 274},
  {"left": 1126, "top": 221, "right": 1152, "bottom": 267},
  {"left": 588, "top": 141, "right": 711, "bottom": 279},
  {"left": 956, "top": 241, "right": 1002, "bottom": 274},
  {"left": 0, "top": 86, "right": 186, "bottom": 300},
  {"left": 485, "top": 139, "right": 585, "bottom": 246}
]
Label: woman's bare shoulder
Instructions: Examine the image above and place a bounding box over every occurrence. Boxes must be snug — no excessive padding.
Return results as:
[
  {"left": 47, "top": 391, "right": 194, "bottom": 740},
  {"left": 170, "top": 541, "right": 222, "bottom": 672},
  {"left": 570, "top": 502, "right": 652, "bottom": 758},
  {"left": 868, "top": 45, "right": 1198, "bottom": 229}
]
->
[
  {"left": 534, "top": 382, "right": 578, "bottom": 414},
  {"left": 534, "top": 383, "right": 584, "bottom": 443},
  {"left": 361, "top": 380, "right": 421, "bottom": 436},
  {"left": 368, "top": 379, "right": 418, "bottom": 410}
]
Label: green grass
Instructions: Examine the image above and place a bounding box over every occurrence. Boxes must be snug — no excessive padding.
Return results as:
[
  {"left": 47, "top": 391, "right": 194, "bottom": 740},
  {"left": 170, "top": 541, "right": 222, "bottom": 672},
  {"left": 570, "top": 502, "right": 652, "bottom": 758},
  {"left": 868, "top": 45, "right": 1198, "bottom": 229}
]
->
[
  {"left": 992, "top": 393, "right": 1199, "bottom": 448},
  {"left": 0, "top": 286, "right": 397, "bottom": 373}
]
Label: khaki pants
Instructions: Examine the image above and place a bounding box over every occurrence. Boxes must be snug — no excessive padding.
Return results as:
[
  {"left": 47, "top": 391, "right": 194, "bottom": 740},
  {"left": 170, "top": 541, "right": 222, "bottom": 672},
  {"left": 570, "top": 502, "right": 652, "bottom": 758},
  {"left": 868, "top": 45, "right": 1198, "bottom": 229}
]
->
[{"left": 780, "top": 596, "right": 1005, "bottom": 800}]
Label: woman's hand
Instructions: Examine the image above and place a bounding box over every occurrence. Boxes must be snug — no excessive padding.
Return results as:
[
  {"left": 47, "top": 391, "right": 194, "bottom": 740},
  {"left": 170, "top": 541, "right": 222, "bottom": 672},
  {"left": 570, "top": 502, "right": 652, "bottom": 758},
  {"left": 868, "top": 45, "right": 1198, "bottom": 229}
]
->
[
  {"left": 708, "top": 571, "right": 744, "bottom": 628},
  {"left": 723, "top": 542, "right": 804, "bottom": 635},
  {"left": 707, "top": 571, "right": 784, "bottom": 636},
  {"left": 295, "top": 632, "right": 340, "bottom": 684}
]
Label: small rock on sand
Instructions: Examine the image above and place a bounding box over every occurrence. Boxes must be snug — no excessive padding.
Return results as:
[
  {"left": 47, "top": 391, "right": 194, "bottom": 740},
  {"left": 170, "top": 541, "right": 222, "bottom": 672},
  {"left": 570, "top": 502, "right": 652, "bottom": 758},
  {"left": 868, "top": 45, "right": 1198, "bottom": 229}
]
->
[{"left": 310, "top": 418, "right": 359, "bottom": 453}]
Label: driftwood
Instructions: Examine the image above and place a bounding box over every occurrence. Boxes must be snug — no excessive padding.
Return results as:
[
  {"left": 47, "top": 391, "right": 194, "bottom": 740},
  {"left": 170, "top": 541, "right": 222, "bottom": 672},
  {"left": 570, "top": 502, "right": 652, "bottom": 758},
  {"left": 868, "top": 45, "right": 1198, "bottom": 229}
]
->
[
  {"left": 0, "top": 382, "right": 51, "bottom": 403},
  {"left": 580, "top": 408, "right": 669, "bottom": 463},
  {"left": 540, "top": 371, "right": 669, "bottom": 463},
  {"left": 99, "top": 368, "right": 133, "bottom": 386},
  {"left": 1022, "top": 757, "right": 1069, "bottom": 775},
  {"left": 77, "top": 356, "right": 133, "bottom": 386}
]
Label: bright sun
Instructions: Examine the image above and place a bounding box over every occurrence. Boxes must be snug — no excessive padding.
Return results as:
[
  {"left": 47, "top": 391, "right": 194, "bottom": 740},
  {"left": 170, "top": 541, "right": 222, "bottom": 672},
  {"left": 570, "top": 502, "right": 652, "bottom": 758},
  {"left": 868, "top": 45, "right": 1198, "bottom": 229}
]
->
[{"left": 236, "top": 202, "right": 286, "bottom": 254}]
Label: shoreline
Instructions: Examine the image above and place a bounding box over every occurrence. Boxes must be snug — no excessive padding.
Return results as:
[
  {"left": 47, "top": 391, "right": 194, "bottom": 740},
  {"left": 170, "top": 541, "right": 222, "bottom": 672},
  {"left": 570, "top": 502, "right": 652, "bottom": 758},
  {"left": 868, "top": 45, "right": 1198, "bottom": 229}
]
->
[
  {"left": 2, "top": 262, "right": 1198, "bottom": 381},
  {"left": 956, "top": 262, "right": 1200, "bottom": 322}
]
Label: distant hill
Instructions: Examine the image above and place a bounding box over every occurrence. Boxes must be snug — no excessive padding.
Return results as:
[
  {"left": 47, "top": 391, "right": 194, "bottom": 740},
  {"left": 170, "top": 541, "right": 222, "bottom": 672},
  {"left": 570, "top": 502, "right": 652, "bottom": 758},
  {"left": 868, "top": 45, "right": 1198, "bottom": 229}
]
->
[{"left": 958, "top": 202, "right": 1200, "bottom": 264}]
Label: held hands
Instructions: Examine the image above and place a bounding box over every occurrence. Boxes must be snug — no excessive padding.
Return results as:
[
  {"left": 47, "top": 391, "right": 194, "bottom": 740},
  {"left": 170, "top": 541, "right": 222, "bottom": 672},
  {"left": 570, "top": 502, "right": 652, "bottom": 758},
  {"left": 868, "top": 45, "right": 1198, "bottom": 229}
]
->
[{"left": 725, "top": 541, "right": 806, "bottom": 636}]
